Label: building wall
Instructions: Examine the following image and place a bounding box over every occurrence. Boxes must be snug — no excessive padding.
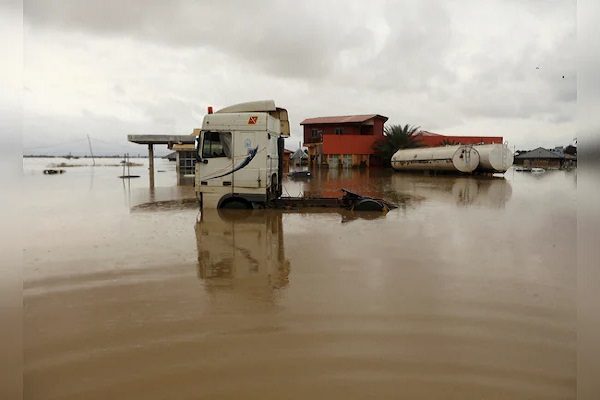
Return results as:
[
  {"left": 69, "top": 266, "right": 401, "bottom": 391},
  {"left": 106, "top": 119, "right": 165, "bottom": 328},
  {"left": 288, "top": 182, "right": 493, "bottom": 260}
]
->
[
  {"left": 301, "top": 116, "right": 387, "bottom": 168},
  {"left": 521, "top": 158, "right": 562, "bottom": 168},
  {"left": 321, "top": 154, "right": 370, "bottom": 168},
  {"left": 282, "top": 154, "right": 290, "bottom": 173},
  {"left": 416, "top": 135, "right": 503, "bottom": 147},
  {"left": 303, "top": 118, "right": 386, "bottom": 144},
  {"left": 322, "top": 134, "right": 380, "bottom": 155},
  {"left": 373, "top": 119, "right": 385, "bottom": 139},
  {"left": 303, "top": 124, "right": 362, "bottom": 144},
  {"left": 302, "top": 117, "right": 387, "bottom": 165}
]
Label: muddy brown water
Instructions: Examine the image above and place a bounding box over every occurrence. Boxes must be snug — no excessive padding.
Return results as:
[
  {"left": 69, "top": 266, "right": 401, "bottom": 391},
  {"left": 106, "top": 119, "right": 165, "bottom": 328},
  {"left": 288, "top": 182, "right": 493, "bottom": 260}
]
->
[{"left": 22, "top": 158, "right": 576, "bottom": 399}]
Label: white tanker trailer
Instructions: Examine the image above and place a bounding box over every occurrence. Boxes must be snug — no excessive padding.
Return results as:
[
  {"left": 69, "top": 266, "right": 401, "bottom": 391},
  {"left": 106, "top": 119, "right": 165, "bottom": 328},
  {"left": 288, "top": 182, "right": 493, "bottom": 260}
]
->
[
  {"left": 391, "top": 145, "right": 480, "bottom": 173},
  {"left": 391, "top": 143, "right": 513, "bottom": 174}
]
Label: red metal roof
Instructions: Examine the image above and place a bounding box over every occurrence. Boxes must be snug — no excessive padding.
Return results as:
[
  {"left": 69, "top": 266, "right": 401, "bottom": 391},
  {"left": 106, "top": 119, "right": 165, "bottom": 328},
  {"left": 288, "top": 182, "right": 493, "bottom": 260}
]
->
[
  {"left": 415, "top": 130, "right": 443, "bottom": 136},
  {"left": 300, "top": 114, "right": 388, "bottom": 125}
]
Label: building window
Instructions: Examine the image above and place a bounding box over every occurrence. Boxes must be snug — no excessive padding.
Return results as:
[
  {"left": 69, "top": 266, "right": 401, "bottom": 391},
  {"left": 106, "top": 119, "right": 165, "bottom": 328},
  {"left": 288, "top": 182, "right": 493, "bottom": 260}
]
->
[
  {"left": 335, "top": 127, "right": 344, "bottom": 135},
  {"left": 311, "top": 129, "right": 319, "bottom": 139},
  {"left": 360, "top": 125, "right": 374, "bottom": 135},
  {"left": 178, "top": 151, "right": 196, "bottom": 175}
]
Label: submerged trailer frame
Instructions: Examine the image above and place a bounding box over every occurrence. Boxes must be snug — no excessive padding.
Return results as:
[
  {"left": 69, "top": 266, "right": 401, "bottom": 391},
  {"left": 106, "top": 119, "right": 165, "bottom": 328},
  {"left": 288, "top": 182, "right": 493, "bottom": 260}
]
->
[{"left": 268, "top": 189, "right": 397, "bottom": 212}]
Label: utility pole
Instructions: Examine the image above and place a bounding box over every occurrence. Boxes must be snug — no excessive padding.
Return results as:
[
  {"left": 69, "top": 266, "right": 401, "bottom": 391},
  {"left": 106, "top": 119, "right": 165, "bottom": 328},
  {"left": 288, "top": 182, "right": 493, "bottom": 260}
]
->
[{"left": 87, "top": 134, "right": 96, "bottom": 166}]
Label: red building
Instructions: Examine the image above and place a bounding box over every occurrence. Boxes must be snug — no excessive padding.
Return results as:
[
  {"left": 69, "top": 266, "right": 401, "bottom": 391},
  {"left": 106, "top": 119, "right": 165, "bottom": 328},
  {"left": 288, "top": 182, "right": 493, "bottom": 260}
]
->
[
  {"left": 282, "top": 148, "right": 294, "bottom": 173},
  {"left": 415, "top": 130, "right": 503, "bottom": 147},
  {"left": 301, "top": 114, "right": 388, "bottom": 168}
]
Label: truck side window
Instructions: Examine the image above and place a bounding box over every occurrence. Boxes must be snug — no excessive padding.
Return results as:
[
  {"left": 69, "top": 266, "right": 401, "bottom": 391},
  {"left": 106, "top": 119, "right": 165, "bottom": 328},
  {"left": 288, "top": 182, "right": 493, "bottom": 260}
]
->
[{"left": 202, "top": 131, "right": 231, "bottom": 158}]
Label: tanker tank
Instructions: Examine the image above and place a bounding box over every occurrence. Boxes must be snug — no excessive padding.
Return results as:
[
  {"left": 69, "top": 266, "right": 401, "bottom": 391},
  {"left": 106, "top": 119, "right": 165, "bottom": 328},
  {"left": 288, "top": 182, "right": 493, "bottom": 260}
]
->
[
  {"left": 391, "top": 145, "right": 480, "bottom": 174},
  {"left": 473, "top": 143, "right": 514, "bottom": 173}
]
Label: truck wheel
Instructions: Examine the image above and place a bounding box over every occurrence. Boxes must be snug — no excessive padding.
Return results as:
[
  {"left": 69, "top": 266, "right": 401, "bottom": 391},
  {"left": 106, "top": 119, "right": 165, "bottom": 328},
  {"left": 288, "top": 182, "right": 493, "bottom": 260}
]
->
[
  {"left": 220, "top": 199, "right": 251, "bottom": 209},
  {"left": 352, "top": 199, "right": 386, "bottom": 212},
  {"left": 270, "top": 174, "right": 278, "bottom": 197}
]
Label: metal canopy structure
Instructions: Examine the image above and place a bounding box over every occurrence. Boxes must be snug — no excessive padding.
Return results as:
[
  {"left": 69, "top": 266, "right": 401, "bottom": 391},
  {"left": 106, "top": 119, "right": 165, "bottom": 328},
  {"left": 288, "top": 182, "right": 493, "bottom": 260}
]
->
[
  {"left": 127, "top": 134, "right": 196, "bottom": 145},
  {"left": 127, "top": 134, "right": 197, "bottom": 188}
]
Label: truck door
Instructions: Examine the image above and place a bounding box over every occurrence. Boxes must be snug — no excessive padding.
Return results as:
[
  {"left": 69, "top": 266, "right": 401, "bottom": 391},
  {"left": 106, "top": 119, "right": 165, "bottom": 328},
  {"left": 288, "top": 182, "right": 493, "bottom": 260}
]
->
[
  {"left": 231, "top": 131, "right": 262, "bottom": 189},
  {"left": 196, "top": 131, "right": 234, "bottom": 190}
]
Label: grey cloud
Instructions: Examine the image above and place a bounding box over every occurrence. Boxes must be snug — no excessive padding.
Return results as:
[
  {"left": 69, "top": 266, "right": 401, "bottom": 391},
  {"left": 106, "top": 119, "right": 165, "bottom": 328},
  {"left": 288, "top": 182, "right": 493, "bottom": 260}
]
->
[
  {"left": 454, "top": 29, "right": 575, "bottom": 123},
  {"left": 543, "top": 112, "right": 575, "bottom": 125},
  {"left": 113, "top": 83, "right": 125, "bottom": 96},
  {"left": 24, "top": 0, "right": 383, "bottom": 81},
  {"left": 360, "top": 1, "right": 456, "bottom": 93},
  {"left": 23, "top": 110, "right": 180, "bottom": 156},
  {"left": 554, "top": 78, "right": 577, "bottom": 103},
  {"left": 0, "top": 0, "right": 21, "bottom": 12},
  {"left": 132, "top": 96, "right": 197, "bottom": 128},
  {"left": 23, "top": 0, "right": 461, "bottom": 87},
  {"left": 19, "top": 0, "right": 579, "bottom": 153}
]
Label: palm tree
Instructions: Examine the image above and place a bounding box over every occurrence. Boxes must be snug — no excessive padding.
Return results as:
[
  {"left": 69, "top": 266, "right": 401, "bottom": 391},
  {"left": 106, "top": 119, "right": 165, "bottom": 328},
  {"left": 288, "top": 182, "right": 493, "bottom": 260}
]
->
[
  {"left": 372, "top": 124, "right": 422, "bottom": 167},
  {"left": 441, "top": 138, "right": 459, "bottom": 146}
]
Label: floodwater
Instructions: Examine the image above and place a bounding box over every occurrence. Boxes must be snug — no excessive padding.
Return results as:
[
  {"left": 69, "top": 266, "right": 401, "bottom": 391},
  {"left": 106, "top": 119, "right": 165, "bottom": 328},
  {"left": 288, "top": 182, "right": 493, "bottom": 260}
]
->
[{"left": 22, "top": 158, "right": 577, "bottom": 399}]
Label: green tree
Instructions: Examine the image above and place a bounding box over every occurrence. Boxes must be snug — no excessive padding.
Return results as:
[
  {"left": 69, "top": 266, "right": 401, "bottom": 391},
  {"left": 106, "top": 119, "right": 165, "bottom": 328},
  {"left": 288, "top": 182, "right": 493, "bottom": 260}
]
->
[{"left": 372, "top": 124, "right": 422, "bottom": 167}]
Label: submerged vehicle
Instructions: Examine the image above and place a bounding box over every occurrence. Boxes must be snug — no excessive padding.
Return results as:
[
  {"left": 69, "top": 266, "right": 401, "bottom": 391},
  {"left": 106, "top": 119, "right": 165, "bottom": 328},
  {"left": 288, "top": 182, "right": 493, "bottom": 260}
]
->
[
  {"left": 514, "top": 166, "right": 532, "bottom": 172},
  {"left": 391, "top": 145, "right": 480, "bottom": 173},
  {"left": 391, "top": 143, "right": 513, "bottom": 174},
  {"left": 194, "top": 100, "right": 395, "bottom": 212},
  {"left": 288, "top": 170, "right": 312, "bottom": 179}
]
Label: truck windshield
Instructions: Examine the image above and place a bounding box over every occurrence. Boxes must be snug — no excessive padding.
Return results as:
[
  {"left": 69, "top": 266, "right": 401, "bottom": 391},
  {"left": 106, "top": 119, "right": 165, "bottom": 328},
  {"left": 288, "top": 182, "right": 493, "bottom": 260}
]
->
[{"left": 201, "top": 131, "right": 232, "bottom": 158}]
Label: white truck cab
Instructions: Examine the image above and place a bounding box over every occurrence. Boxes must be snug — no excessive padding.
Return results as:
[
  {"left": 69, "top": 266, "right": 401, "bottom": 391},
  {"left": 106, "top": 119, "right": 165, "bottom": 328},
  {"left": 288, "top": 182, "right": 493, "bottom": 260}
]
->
[{"left": 195, "top": 100, "right": 290, "bottom": 209}]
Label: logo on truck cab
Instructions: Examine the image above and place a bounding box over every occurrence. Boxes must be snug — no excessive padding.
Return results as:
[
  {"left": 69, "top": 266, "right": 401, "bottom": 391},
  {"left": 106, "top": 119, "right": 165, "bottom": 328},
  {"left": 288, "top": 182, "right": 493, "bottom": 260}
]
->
[
  {"left": 205, "top": 146, "right": 260, "bottom": 180},
  {"left": 248, "top": 116, "right": 258, "bottom": 124}
]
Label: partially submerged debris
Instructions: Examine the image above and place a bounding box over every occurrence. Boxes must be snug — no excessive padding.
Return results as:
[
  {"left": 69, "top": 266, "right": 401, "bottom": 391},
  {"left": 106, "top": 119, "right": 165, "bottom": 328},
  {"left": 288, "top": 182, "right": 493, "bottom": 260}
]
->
[
  {"left": 271, "top": 188, "right": 397, "bottom": 213},
  {"left": 288, "top": 171, "right": 311, "bottom": 179},
  {"left": 118, "top": 153, "right": 141, "bottom": 178},
  {"left": 43, "top": 169, "right": 65, "bottom": 174}
]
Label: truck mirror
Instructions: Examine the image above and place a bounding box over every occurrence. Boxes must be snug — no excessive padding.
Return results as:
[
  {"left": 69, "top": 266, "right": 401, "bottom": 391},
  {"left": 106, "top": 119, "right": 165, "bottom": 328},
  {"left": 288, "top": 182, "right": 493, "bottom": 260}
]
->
[{"left": 195, "top": 137, "right": 202, "bottom": 162}]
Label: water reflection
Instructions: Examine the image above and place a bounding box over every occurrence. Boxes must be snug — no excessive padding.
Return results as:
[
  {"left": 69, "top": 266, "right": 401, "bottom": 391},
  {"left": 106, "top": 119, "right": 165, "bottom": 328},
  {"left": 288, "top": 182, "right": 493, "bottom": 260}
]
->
[
  {"left": 390, "top": 174, "right": 512, "bottom": 208},
  {"left": 129, "top": 186, "right": 197, "bottom": 211},
  {"left": 195, "top": 209, "right": 291, "bottom": 291},
  {"left": 22, "top": 158, "right": 576, "bottom": 399},
  {"left": 285, "top": 168, "right": 391, "bottom": 200},
  {"left": 285, "top": 168, "right": 496, "bottom": 212}
]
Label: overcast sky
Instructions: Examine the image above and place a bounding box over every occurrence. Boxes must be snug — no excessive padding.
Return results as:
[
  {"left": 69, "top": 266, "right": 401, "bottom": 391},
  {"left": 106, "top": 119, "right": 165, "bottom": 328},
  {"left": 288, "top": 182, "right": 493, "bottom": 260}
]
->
[{"left": 9, "top": 0, "right": 578, "bottom": 155}]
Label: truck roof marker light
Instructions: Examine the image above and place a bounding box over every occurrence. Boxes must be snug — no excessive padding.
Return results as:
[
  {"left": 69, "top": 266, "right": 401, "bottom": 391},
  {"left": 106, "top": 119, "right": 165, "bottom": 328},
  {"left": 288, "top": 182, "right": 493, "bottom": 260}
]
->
[{"left": 208, "top": 106, "right": 213, "bottom": 114}]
